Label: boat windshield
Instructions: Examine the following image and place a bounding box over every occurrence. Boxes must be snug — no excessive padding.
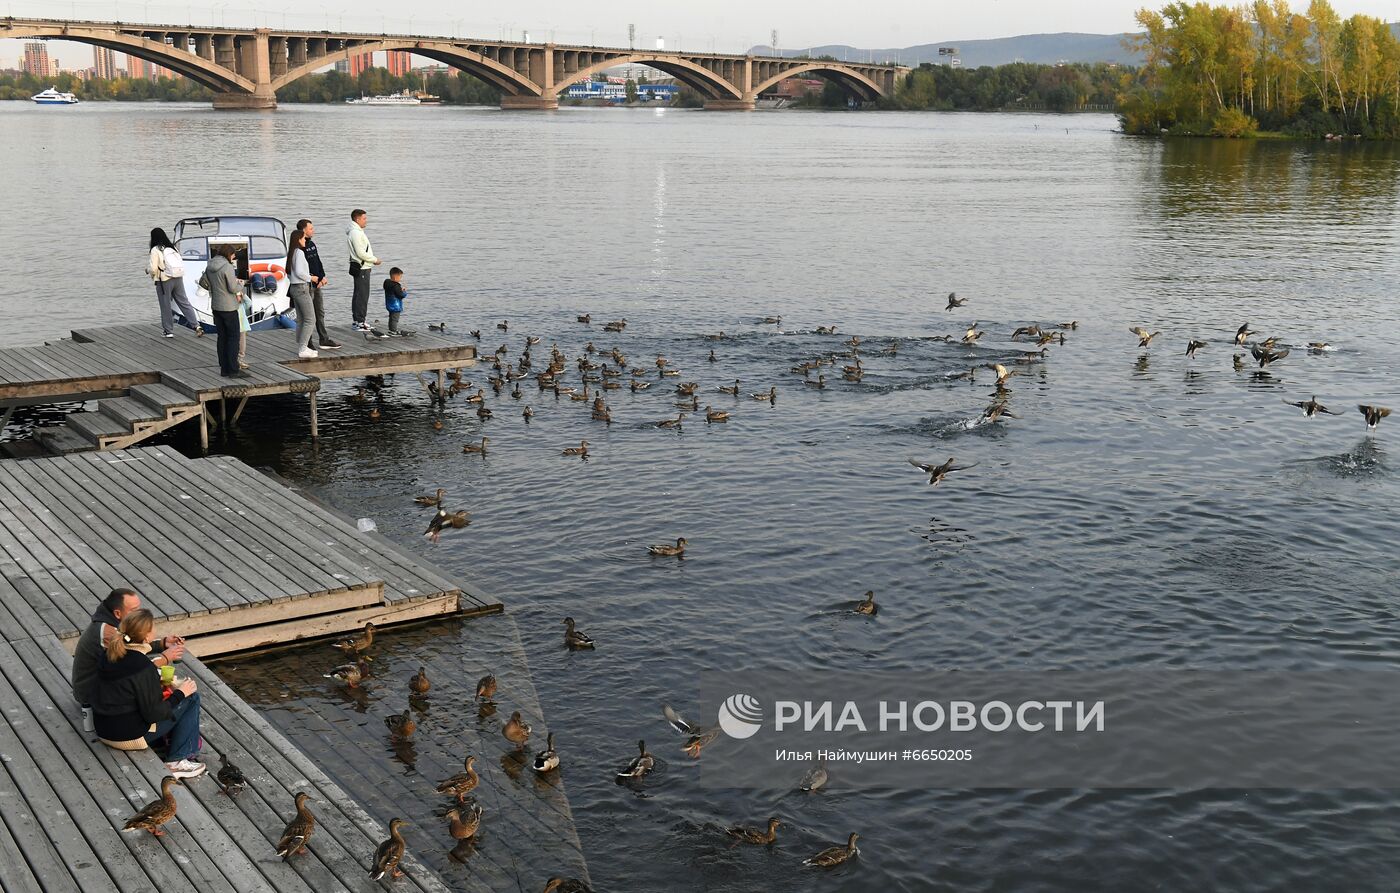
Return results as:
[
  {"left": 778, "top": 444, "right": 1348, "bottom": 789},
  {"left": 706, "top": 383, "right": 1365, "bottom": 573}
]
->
[{"left": 174, "top": 216, "right": 288, "bottom": 260}]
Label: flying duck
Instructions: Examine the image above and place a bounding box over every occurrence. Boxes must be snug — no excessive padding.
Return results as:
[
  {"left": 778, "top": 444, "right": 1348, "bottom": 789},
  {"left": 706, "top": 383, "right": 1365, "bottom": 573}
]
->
[
  {"left": 908, "top": 457, "right": 979, "bottom": 486},
  {"left": 1360, "top": 404, "right": 1392, "bottom": 429},
  {"left": 1251, "top": 345, "right": 1289, "bottom": 368},
  {"left": 1186, "top": 339, "right": 1208, "bottom": 358},
  {"left": 1130, "top": 327, "right": 1160, "bottom": 348},
  {"left": 945, "top": 292, "right": 966, "bottom": 310},
  {"left": 1285, "top": 396, "right": 1336, "bottom": 417},
  {"left": 664, "top": 704, "right": 721, "bottom": 757},
  {"left": 1234, "top": 322, "right": 1255, "bottom": 346}
]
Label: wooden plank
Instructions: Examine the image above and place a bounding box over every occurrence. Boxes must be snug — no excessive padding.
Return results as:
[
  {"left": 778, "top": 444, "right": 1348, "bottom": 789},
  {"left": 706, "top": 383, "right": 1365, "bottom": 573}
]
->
[
  {"left": 0, "top": 813, "right": 45, "bottom": 893},
  {"left": 0, "top": 758, "right": 78, "bottom": 893},
  {"left": 186, "top": 592, "right": 455, "bottom": 657},
  {"left": 0, "top": 494, "right": 94, "bottom": 635}
]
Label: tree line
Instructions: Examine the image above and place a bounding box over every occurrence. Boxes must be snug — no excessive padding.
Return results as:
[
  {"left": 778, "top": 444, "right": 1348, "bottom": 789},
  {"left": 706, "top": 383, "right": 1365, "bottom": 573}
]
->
[
  {"left": 1120, "top": 0, "right": 1400, "bottom": 138},
  {"left": 890, "top": 61, "right": 1123, "bottom": 111},
  {"left": 275, "top": 68, "right": 500, "bottom": 104},
  {"left": 0, "top": 71, "right": 210, "bottom": 101}
]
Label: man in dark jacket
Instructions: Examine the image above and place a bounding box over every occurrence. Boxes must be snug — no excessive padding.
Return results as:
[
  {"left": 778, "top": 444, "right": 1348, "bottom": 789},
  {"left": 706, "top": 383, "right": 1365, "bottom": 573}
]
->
[
  {"left": 72, "top": 588, "right": 184, "bottom": 708},
  {"left": 296, "top": 219, "right": 341, "bottom": 351}
]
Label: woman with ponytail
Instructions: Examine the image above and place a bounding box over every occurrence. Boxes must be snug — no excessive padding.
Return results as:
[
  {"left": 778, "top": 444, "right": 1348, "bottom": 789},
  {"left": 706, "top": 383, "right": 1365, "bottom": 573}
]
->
[{"left": 92, "top": 609, "right": 206, "bottom": 779}]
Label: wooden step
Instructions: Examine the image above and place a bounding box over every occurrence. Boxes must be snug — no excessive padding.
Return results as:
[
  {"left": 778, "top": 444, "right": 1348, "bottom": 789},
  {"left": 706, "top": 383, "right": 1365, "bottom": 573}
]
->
[
  {"left": 96, "top": 396, "right": 164, "bottom": 426},
  {"left": 35, "top": 424, "right": 96, "bottom": 455},
  {"left": 130, "top": 382, "right": 200, "bottom": 415},
  {"left": 66, "top": 411, "right": 130, "bottom": 442}
]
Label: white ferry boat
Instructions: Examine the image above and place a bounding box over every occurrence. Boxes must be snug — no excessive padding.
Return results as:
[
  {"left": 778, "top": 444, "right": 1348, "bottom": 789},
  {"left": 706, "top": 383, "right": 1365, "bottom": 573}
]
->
[
  {"left": 31, "top": 87, "right": 79, "bottom": 105},
  {"left": 172, "top": 216, "right": 295, "bottom": 333},
  {"left": 346, "top": 90, "right": 422, "bottom": 105}
]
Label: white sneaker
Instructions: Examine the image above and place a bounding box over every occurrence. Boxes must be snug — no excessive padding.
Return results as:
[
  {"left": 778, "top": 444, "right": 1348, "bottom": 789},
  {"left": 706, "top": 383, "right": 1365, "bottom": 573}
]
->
[
  {"left": 164, "top": 759, "right": 206, "bottom": 779},
  {"left": 298, "top": 348, "right": 319, "bottom": 359}
]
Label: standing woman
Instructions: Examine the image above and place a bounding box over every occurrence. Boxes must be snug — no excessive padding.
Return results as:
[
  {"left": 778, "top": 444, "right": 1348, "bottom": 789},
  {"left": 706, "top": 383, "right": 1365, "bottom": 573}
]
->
[
  {"left": 286, "top": 229, "right": 317, "bottom": 359},
  {"left": 205, "top": 243, "right": 248, "bottom": 379},
  {"left": 146, "top": 228, "right": 204, "bottom": 338}
]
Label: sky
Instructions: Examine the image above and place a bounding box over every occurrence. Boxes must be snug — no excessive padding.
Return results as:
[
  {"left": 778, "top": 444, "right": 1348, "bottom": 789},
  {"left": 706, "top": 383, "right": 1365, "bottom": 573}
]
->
[{"left": 5, "top": 1, "right": 1399, "bottom": 70}]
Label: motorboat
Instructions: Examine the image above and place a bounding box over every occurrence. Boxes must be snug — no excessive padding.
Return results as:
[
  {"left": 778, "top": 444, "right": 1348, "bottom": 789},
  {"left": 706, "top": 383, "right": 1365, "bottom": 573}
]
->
[
  {"left": 172, "top": 216, "right": 295, "bottom": 332},
  {"left": 31, "top": 87, "right": 78, "bottom": 105},
  {"left": 345, "top": 90, "right": 422, "bottom": 105}
]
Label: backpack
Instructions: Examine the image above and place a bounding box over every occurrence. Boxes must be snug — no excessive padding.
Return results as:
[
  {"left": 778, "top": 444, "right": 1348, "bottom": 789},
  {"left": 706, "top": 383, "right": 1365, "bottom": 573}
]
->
[{"left": 161, "top": 246, "right": 185, "bottom": 278}]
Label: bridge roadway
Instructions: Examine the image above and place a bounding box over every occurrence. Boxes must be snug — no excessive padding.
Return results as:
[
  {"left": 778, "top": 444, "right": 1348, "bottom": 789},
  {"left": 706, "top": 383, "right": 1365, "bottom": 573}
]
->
[{"left": 4, "top": 16, "right": 907, "bottom": 110}]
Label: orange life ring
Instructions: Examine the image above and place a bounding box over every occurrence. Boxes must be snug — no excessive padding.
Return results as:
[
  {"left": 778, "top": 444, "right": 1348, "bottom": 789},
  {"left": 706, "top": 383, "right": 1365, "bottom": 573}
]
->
[{"left": 248, "top": 263, "right": 285, "bottom": 279}]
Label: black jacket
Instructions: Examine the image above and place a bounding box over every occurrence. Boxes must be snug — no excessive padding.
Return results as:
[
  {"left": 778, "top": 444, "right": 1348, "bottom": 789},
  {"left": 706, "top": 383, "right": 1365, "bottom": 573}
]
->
[
  {"left": 304, "top": 237, "right": 326, "bottom": 281},
  {"left": 71, "top": 605, "right": 166, "bottom": 706},
  {"left": 92, "top": 649, "right": 184, "bottom": 742}
]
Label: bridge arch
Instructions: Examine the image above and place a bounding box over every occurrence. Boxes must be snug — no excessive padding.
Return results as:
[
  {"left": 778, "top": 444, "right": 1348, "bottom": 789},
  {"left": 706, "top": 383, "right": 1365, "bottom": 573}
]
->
[
  {"left": 752, "top": 62, "right": 885, "bottom": 102},
  {"left": 549, "top": 54, "right": 743, "bottom": 101},
  {"left": 270, "top": 40, "right": 541, "bottom": 96},
  {"left": 4, "top": 24, "right": 255, "bottom": 94}
]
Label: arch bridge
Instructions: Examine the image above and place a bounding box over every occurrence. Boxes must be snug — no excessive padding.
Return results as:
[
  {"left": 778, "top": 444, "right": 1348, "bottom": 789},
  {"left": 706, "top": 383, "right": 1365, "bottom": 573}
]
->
[{"left": 3, "top": 17, "right": 907, "bottom": 110}]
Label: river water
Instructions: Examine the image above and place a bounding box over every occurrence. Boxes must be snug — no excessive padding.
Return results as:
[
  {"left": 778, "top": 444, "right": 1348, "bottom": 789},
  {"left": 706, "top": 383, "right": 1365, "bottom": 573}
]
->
[{"left": 5, "top": 102, "right": 1400, "bottom": 891}]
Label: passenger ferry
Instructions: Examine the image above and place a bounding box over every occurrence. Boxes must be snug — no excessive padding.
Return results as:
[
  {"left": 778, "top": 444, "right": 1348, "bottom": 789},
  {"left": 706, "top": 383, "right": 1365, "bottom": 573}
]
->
[
  {"left": 31, "top": 86, "right": 79, "bottom": 104},
  {"left": 345, "top": 90, "right": 422, "bottom": 105},
  {"left": 172, "top": 216, "right": 295, "bottom": 332}
]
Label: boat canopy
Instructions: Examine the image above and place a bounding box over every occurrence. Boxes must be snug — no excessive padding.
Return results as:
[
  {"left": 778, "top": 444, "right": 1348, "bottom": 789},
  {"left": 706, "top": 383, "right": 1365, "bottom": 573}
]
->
[{"left": 174, "top": 216, "right": 288, "bottom": 261}]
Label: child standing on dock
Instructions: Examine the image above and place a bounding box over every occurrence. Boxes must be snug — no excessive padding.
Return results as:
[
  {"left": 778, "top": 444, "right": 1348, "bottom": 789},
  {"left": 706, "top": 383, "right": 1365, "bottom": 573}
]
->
[{"left": 383, "top": 267, "right": 410, "bottom": 335}]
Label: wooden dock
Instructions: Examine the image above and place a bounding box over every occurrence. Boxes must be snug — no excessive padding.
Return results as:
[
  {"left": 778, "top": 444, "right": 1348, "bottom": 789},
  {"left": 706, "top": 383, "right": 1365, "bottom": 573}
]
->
[{"left": 0, "top": 323, "right": 476, "bottom": 454}]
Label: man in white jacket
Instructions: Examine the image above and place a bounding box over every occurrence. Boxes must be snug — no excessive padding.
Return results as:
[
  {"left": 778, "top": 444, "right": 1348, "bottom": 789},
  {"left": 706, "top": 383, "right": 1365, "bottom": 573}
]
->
[{"left": 346, "top": 209, "right": 381, "bottom": 331}]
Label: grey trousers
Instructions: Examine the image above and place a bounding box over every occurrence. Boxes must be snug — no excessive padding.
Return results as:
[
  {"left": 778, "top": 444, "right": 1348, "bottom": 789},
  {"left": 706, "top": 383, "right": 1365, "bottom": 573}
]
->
[
  {"left": 388, "top": 310, "right": 402, "bottom": 332},
  {"left": 289, "top": 284, "right": 314, "bottom": 352},
  {"left": 156, "top": 278, "right": 201, "bottom": 334}
]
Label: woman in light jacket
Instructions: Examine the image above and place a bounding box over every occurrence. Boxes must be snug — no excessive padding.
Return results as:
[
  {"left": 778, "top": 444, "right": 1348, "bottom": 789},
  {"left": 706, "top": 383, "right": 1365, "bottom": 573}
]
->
[
  {"left": 286, "top": 229, "right": 317, "bottom": 359},
  {"left": 206, "top": 243, "right": 247, "bottom": 378},
  {"left": 146, "top": 228, "right": 204, "bottom": 338}
]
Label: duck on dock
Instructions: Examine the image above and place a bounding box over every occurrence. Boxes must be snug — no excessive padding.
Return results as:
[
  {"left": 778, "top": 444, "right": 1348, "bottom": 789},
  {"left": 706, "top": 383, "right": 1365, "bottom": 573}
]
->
[
  {"left": 409, "top": 667, "right": 431, "bottom": 696},
  {"left": 386, "top": 709, "right": 416, "bottom": 739},
  {"left": 122, "top": 776, "right": 179, "bottom": 836},
  {"left": 332, "top": 622, "right": 374, "bottom": 658},
  {"left": 275, "top": 792, "right": 316, "bottom": 859},
  {"left": 504, "top": 711, "right": 532, "bottom": 750},
  {"left": 324, "top": 658, "right": 369, "bottom": 689},
  {"left": 370, "top": 818, "right": 408, "bottom": 880},
  {"left": 215, "top": 754, "right": 248, "bottom": 796},
  {"left": 447, "top": 804, "right": 483, "bottom": 840},
  {"left": 476, "top": 673, "right": 497, "bottom": 701},
  {"left": 533, "top": 733, "right": 561, "bottom": 774},
  {"left": 436, "top": 755, "right": 480, "bottom": 802}
]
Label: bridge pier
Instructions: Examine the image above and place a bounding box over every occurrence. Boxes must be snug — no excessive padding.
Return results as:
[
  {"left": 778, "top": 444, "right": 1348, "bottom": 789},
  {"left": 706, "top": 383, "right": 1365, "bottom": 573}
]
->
[
  {"left": 212, "top": 92, "right": 277, "bottom": 110},
  {"left": 704, "top": 98, "right": 757, "bottom": 111},
  {"left": 500, "top": 95, "right": 559, "bottom": 111}
]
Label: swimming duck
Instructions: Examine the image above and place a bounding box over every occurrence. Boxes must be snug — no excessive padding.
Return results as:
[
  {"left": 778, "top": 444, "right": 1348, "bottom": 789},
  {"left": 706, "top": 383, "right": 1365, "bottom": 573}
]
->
[
  {"left": 569, "top": 387, "right": 591, "bottom": 402},
  {"left": 1036, "top": 331, "right": 1066, "bottom": 347},
  {"left": 215, "top": 753, "right": 247, "bottom": 796},
  {"left": 533, "top": 732, "right": 561, "bottom": 773},
  {"left": 664, "top": 704, "right": 721, "bottom": 757},
  {"left": 1308, "top": 341, "right": 1332, "bottom": 351},
  {"left": 750, "top": 387, "right": 777, "bottom": 402},
  {"left": 948, "top": 368, "right": 976, "bottom": 383},
  {"left": 1056, "top": 320, "right": 1079, "bottom": 330},
  {"left": 526, "top": 335, "right": 541, "bottom": 346},
  {"left": 369, "top": 818, "right": 407, "bottom": 881},
  {"left": 762, "top": 315, "right": 782, "bottom": 325},
  {"left": 275, "top": 792, "right": 316, "bottom": 859},
  {"left": 660, "top": 368, "right": 681, "bottom": 377},
  {"left": 1359, "top": 404, "right": 1391, "bottom": 429},
  {"left": 854, "top": 591, "right": 877, "bottom": 616},
  {"left": 497, "top": 320, "right": 509, "bottom": 332},
  {"left": 428, "top": 322, "right": 448, "bottom": 332},
  {"left": 332, "top": 622, "right": 374, "bottom": 657},
  {"left": 350, "top": 387, "right": 368, "bottom": 403},
  {"left": 799, "top": 759, "right": 829, "bottom": 791},
  {"left": 714, "top": 379, "right": 741, "bottom": 395},
  {"left": 705, "top": 406, "right": 730, "bottom": 423},
  {"left": 1234, "top": 322, "right": 1255, "bottom": 346},
  {"left": 564, "top": 617, "right": 596, "bottom": 649},
  {"left": 504, "top": 711, "right": 532, "bottom": 750},
  {"left": 577, "top": 313, "right": 591, "bottom": 324},
  {"left": 1285, "top": 396, "right": 1336, "bottom": 417},
  {"left": 544, "top": 878, "right": 593, "bottom": 893},
  {"left": 476, "top": 674, "right": 497, "bottom": 701},
  {"left": 462, "top": 437, "right": 488, "bottom": 454},
  {"left": 436, "top": 755, "right": 479, "bottom": 802},
  {"left": 432, "top": 418, "right": 444, "bottom": 431},
  {"left": 615, "top": 739, "right": 655, "bottom": 779},
  {"left": 386, "top": 709, "right": 416, "bottom": 739},
  {"left": 603, "top": 318, "right": 627, "bottom": 332},
  {"left": 805, "top": 833, "right": 860, "bottom": 869},
  {"left": 1251, "top": 345, "right": 1289, "bottom": 368},
  {"left": 447, "top": 804, "right": 483, "bottom": 841},
  {"left": 324, "top": 658, "right": 369, "bottom": 688},
  {"left": 1186, "top": 339, "right": 1208, "bottom": 358},
  {"left": 562, "top": 440, "right": 590, "bottom": 457},
  {"left": 409, "top": 667, "right": 431, "bottom": 696},
  {"left": 945, "top": 292, "right": 966, "bottom": 310},
  {"left": 676, "top": 381, "right": 698, "bottom": 396},
  {"left": 512, "top": 382, "right": 523, "bottom": 399},
  {"left": 523, "top": 405, "right": 534, "bottom": 421},
  {"left": 655, "top": 355, "right": 670, "bottom": 369},
  {"left": 630, "top": 379, "right": 652, "bottom": 392},
  {"left": 708, "top": 349, "right": 718, "bottom": 363},
  {"left": 470, "top": 329, "right": 481, "bottom": 339},
  {"left": 425, "top": 508, "right": 470, "bottom": 542},
  {"left": 1233, "top": 354, "right": 1244, "bottom": 372},
  {"left": 675, "top": 396, "right": 700, "bottom": 411},
  {"left": 414, "top": 487, "right": 446, "bottom": 507},
  {"left": 816, "top": 325, "right": 839, "bottom": 335},
  {"left": 1016, "top": 349, "right": 1050, "bottom": 364},
  {"left": 477, "top": 404, "right": 493, "bottom": 420},
  {"left": 122, "top": 775, "right": 179, "bottom": 836},
  {"left": 656, "top": 414, "right": 686, "bottom": 428},
  {"left": 805, "top": 374, "right": 827, "bottom": 390},
  {"left": 648, "top": 537, "right": 687, "bottom": 556},
  {"left": 908, "top": 457, "right": 979, "bottom": 486},
  {"left": 1130, "top": 327, "right": 1160, "bottom": 348},
  {"left": 727, "top": 817, "right": 781, "bottom": 846}
]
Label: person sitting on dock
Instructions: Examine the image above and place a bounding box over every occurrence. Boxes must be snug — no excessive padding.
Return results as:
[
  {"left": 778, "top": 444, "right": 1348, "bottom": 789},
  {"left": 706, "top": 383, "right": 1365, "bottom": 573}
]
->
[
  {"left": 72, "top": 588, "right": 184, "bottom": 721},
  {"left": 295, "top": 219, "right": 340, "bottom": 351},
  {"left": 92, "top": 608, "right": 205, "bottom": 779},
  {"left": 384, "top": 267, "right": 410, "bottom": 335},
  {"left": 347, "top": 208, "right": 381, "bottom": 332}
]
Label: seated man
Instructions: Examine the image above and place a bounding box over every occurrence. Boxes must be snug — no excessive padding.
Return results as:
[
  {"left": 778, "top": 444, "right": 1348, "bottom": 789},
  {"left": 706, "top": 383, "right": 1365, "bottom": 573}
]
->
[{"left": 72, "top": 588, "right": 185, "bottom": 726}]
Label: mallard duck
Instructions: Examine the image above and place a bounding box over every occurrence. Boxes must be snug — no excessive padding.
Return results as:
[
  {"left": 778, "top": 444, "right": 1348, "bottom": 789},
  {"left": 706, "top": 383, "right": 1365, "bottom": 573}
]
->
[
  {"left": 563, "top": 617, "right": 595, "bottom": 649},
  {"left": 656, "top": 414, "right": 685, "bottom": 428},
  {"left": 804, "top": 374, "right": 827, "bottom": 390},
  {"left": 386, "top": 709, "right": 416, "bottom": 739},
  {"left": 960, "top": 325, "right": 982, "bottom": 344},
  {"left": 1234, "top": 322, "right": 1255, "bottom": 346},
  {"left": 544, "top": 879, "right": 593, "bottom": 893},
  {"left": 332, "top": 622, "right": 374, "bottom": 657},
  {"left": 727, "top": 817, "right": 780, "bottom": 845},
  {"left": 655, "top": 355, "right": 670, "bottom": 369},
  {"left": 675, "top": 396, "right": 699, "bottom": 411},
  {"left": 1251, "top": 345, "right": 1289, "bottom": 368},
  {"left": 215, "top": 753, "right": 248, "bottom": 796},
  {"left": 1185, "top": 339, "right": 1208, "bottom": 358},
  {"left": 816, "top": 325, "right": 839, "bottom": 335},
  {"left": 447, "top": 804, "right": 483, "bottom": 840},
  {"left": 523, "top": 405, "right": 534, "bottom": 422},
  {"left": 409, "top": 667, "right": 430, "bottom": 696},
  {"left": 462, "top": 437, "right": 489, "bottom": 454},
  {"left": 762, "top": 315, "right": 781, "bottom": 325},
  {"left": 1036, "top": 331, "right": 1066, "bottom": 347},
  {"left": 945, "top": 292, "right": 966, "bottom": 310},
  {"left": 350, "top": 387, "right": 368, "bottom": 403},
  {"left": 504, "top": 711, "right": 532, "bottom": 750},
  {"left": 664, "top": 704, "right": 721, "bottom": 757},
  {"left": 630, "top": 379, "right": 652, "bottom": 392},
  {"left": 562, "top": 440, "right": 589, "bottom": 457},
  {"left": 476, "top": 674, "right": 497, "bottom": 701},
  {"left": 648, "top": 537, "right": 687, "bottom": 557},
  {"left": 576, "top": 313, "right": 591, "bottom": 324},
  {"left": 1285, "top": 396, "right": 1337, "bottom": 418},
  {"left": 1360, "top": 404, "right": 1391, "bottom": 429},
  {"left": 909, "top": 457, "right": 979, "bottom": 486},
  {"left": 477, "top": 404, "right": 494, "bottom": 420},
  {"left": 660, "top": 368, "right": 681, "bottom": 377},
  {"left": 603, "top": 318, "right": 627, "bottom": 332},
  {"left": 854, "top": 591, "right": 877, "bottom": 616},
  {"left": 675, "top": 382, "right": 698, "bottom": 396},
  {"left": 469, "top": 329, "right": 481, "bottom": 339},
  {"left": 512, "top": 382, "right": 523, "bottom": 399},
  {"left": 122, "top": 775, "right": 179, "bottom": 836},
  {"left": 704, "top": 406, "right": 729, "bottom": 423},
  {"left": 718, "top": 379, "right": 741, "bottom": 395},
  {"left": 1308, "top": 341, "right": 1332, "bottom": 351},
  {"left": 750, "top": 387, "right": 777, "bottom": 402},
  {"left": 805, "top": 832, "right": 859, "bottom": 868},
  {"left": 428, "top": 322, "right": 448, "bottom": 332},
  {"left": 799, "top": 759, "right": 829, "bottom": 791},
  {"left": 465, "top": 389, "right": 485, "bottom": 404},
  {"left": 370, "top": 818, "right": 407, "bottom": 880},
  {"left": 708, "top": 349, "right": 717, "bottom": 362},
  {"left": 425, "top": 508, "right": 470, "bottom": 542},
  {"left": 981, "top": 402, "right": 1019, "bottom": 424},
  {"left": 533, "top": 732, "right": 561, "bottom": 773},
  {"left": 432, "top": 417, "right": 445, "bottom": 430},
  {"left": 615, "top": 739, "right": 654, "bottom": 779},
  {"left": 436, "top": 755, "right": 479, "bottom": 802},
  {"left": 990, "top": 363, "right": 1016, "bottom": 385},
  {"left": 324, "top": 659, "right": 369, "bottom": 688},
  {"left": 497, "top": 320, "right": 509, "bottom": 332},
  {"left": 1130, "top": 327, "right": 1160, "bottom": 348},
  {"left": 275, "top": 792, "right": 316, "bottom": 859},
  {"left": 1010, "top": 325, "right": 1041, "bottom": 341}
]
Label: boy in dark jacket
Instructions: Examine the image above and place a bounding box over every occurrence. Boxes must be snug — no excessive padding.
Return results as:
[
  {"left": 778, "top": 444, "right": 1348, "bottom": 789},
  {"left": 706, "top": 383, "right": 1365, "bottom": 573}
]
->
[{"left": 383, "top": 266, "right": 410, "bottom": 335}]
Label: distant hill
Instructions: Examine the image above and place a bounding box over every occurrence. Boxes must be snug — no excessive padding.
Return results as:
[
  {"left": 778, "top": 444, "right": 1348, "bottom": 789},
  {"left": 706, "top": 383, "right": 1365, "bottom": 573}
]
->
[{"left": 754, "top": 23, "right": 1400, "bottom": 69}]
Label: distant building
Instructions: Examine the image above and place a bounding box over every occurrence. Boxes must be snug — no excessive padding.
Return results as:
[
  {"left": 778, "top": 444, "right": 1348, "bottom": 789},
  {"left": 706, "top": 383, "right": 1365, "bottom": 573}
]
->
[
  {"left": 22, "top": 42, "right": 50, "bottom": 77},
  {"left": 414, "top": 64, "right": 451, "bottom": 78},
  {"left": 127, "top": 55, "right": 150, "bottom": 79},
  {"left": 348, "top": 52, "right": 374, "bottom": 77},
  {"left": 93, "top": 46, "right": 117, "bottom": 80},
  {"left": 635, "top": 83, "right": 677, "bottom": 101},
  {"left": 767, "top": 77, "right": 825, "bottom": 98},
  {"left": 334, "top": 59, "right": 349, "bottom": 74},
  {"left": 386, "top": 51, "right": 411, "bottom": 77}
]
